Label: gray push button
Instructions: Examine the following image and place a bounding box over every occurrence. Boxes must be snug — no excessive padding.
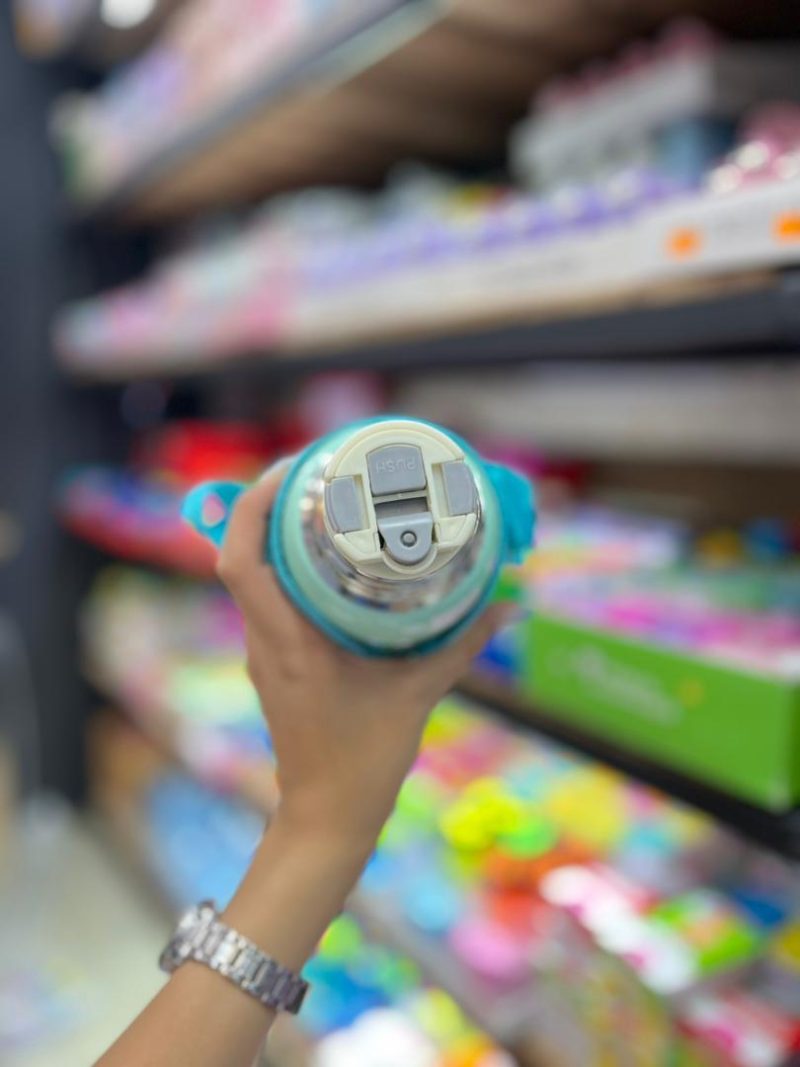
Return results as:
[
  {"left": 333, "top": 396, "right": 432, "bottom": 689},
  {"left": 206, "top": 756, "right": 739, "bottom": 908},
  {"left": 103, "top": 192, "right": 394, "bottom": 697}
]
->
[
  {"left": 325, "top": 477, "right": 366, "bottom": 533},
  {"left": 377, "top": 512, "right": 433, "bottom": 565},
  {"left": 442, "top": 460, "right": 477, "bottom": 515},
  {"left": 367, "top": 444, "right": 426, "bottom": 496}
]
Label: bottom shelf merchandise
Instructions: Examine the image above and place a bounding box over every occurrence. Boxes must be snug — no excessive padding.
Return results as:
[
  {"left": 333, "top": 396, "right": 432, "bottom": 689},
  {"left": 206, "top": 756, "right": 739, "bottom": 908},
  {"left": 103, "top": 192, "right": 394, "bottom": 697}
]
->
[
  {"left": 82, "top": 559, "right": 800, "bottom": 1067},
  {"left": 474, "top": 508, "right": 800, "bottom": 815},
  {"left": 90, "top": 715, "right": 518, "bottom": 1067}
]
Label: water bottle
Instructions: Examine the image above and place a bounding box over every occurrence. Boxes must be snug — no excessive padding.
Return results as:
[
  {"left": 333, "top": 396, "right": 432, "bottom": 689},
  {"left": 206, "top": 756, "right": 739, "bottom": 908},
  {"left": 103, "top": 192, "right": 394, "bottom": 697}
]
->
[{"left": 183, "top": 417, "right": 534, "bottom": 656}]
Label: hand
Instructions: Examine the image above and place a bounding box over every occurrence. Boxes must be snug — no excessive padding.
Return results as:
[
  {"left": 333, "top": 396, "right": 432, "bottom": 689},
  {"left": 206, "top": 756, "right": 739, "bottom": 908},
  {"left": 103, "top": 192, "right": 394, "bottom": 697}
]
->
[
  {"left": 95, "top": 459, "right": 514, "bottom": 1067},
  {"left": 216, "top": 461, "right": 511, "bottom": 852}
]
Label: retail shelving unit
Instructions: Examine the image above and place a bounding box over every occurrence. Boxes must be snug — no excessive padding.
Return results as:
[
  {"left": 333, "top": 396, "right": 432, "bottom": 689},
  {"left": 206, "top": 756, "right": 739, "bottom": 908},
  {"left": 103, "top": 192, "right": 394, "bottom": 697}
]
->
[
  {"left": 88, "top": 713, "right": 309, "bottom": 1067},
  {"left": 78, "top": 0, "right": 514, "bottom": 220},
  {"left": 45, "top": 2, "right": 800, "bottom": 1058},
  {"left": 74, "top": 0, "right": 794, "bottom": 221},
  {"left": 83, "top": 659, "right": 278, "bottom": 813},
  {"left": 64, "top": 270, "right": 800, "bottom": 385},
  {"left": 87, "top": 701, "right": 543, "bottom": 1059},
  {"left": 461, "top": 676, "right": 800, "bottom": 861},
  {"left": 276, "top": 270, "right": 800, "bottom": 368},
  {"left": 80, "top": 606, "right": 800, "bottom": 861}
]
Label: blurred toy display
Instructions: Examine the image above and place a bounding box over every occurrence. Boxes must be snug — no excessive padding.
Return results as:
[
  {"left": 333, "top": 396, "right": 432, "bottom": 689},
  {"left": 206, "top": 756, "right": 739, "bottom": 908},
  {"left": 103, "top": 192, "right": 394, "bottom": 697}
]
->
[
  {"left": 52, "top": 166, "right": 676, "bottom": 367},
  {"left": 534, "top": 565, "right": 800, "bottom": 677},
  {"left": 76, "top": 474, "right": 800, "bottom": 809},
  {"left": 59, "top": 467, "right": 217, "bottom": 574},
  {"left": 79, "top": 475, "right": 800, "bottom": 1059},
  {"left": 57, "top": 379, "right": 388, "bottom": 569},
  {"left": 90, "top": 674, "right": 800, "bottom": 1065},
  {"left": 645, "top": 102, "right": 800, "bottom": 280},
  {"left": 54, "top": 216, "right": 297, "bottom": 372},
  {"left": 306, "top": 957, "right": 517, "bottom": 1067},
  {"left": 470, "top": 502, "right": 800, "bottom": 810},
  {"left": 55, "top": 115, "right": 800, "bottom": 372},
  {"left": 83, "top": 568, "right": 270, "bottom": 797},
  {"left": 520, "top": 501, "right": 800, "bottom": 679},
  {"left": 522, "top": 556, "right": 800, "bottom": 810},
  {"left": 55, "top": 0, "right": 405, "bottom": 200},
  {"left": 53, "top": 13, "right": 800, "bottom": 376},
  {"left": 57, "top": 420, "right": 283, "bottom": 574},
  {"left": 510, "top": 20, "right": 800, "bottom": 190},
  {"left": 146, "top": 777, "right": 519, "bottom": 1066}
]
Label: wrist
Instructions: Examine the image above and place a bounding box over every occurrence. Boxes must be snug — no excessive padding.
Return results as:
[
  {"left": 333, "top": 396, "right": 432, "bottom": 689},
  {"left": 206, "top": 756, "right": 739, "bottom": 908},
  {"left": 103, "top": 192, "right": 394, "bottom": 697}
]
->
[
  {"left": 221, "top": 807, "right": 375, "bottom": 974},
  {"left": 267, "top": 803, "right": 377, "bottom": 868},
  {"left": 273, "top": 792, "right": 384, "bottom": 861}
]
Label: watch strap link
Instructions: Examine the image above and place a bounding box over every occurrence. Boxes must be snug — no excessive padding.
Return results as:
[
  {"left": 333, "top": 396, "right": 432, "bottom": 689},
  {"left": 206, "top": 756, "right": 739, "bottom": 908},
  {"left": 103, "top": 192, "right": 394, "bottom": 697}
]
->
[{"left": 159, "top": 901, "right": 308, "bottom": 1015}]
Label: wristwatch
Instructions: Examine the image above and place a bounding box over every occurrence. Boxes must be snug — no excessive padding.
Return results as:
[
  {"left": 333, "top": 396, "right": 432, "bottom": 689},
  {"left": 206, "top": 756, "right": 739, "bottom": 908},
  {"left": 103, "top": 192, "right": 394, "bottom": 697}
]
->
[{"left": 159, "top": 901, "right": 308, "bottom": 1015}]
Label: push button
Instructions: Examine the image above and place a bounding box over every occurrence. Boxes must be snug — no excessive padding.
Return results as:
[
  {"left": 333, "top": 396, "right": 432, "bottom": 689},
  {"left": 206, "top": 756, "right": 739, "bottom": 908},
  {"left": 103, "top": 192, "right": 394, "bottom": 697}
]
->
[
  {"left": 324, "top": 477, "right": 366, "bottom": 533},
  {"left": 367, "top": 445, "right": 426, "bottom": 496},
  {"left": 442, "top": 460, "right": 477, "bottom": 516}
]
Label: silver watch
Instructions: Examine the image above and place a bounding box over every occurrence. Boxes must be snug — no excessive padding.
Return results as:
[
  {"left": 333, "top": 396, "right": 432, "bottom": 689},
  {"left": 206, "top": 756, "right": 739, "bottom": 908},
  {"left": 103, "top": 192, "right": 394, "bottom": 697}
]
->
[{"left": 159, "top": 901, "right": 308, "bottom": 1015}]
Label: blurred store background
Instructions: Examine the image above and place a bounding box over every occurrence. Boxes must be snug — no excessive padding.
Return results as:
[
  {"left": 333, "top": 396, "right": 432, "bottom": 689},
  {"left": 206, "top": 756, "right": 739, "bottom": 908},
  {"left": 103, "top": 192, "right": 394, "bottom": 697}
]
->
[{"left": 2, "top": 0, "right": 800, "bottom": 1064}]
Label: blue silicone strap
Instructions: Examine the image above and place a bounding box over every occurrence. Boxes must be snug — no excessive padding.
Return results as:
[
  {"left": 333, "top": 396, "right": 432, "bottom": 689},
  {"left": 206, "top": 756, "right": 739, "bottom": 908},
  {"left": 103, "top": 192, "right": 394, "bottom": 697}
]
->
[
  {"left": 182, "top": 464, "right": 534, "bottom": 567},
  {"left": 182, "top": 481, "right": 245, "bottom": 549},
  {"left": 484, "top": 462, "right": 536, "bottom": 565}
]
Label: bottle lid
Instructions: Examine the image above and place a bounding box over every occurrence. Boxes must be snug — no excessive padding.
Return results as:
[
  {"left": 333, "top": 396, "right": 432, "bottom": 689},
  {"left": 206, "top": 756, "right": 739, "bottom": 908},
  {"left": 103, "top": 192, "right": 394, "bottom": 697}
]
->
[{"left": 322, "top": 419, "right": 480, "bottom": 580}]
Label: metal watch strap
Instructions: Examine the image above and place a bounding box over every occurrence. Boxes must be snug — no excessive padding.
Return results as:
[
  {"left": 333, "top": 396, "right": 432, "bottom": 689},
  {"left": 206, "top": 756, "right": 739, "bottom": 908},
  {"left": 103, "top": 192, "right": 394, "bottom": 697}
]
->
[{"left": 159, "top": 901, "right": 308, "bottom": 1015}]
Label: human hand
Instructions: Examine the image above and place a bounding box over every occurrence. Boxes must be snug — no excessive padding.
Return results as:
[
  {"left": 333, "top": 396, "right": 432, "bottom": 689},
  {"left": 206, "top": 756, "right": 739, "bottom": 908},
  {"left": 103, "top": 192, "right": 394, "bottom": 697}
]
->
[{"left": 216, "top": 462, "right": 513, "bottom": 853}]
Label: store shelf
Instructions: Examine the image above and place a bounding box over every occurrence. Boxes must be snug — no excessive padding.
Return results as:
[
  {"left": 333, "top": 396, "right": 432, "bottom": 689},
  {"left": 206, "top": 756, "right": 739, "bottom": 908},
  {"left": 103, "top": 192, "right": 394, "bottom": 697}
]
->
[
  {"left": 75, "top": 0, "right": 719, "bottom": 221},
  {"left": 57, "top": 469, "right": 217, "bottom": 577},
  {"left": 61, "top": 506, "right": 216, "bottom": 576},
  {"left": 461, "top": 673, "right": 800, "bottom": 862},
  {"left": 74, "top": 535, "right": 800, "bottom": 861},
  {"left": 398, "top": 357, "right": 800, "bottom": 465},
  {"left": 349, "top": 891, "right": 544, "bottom": 1048},
  {"left": 84, "top": 660, "right": 278, "bottom": 815},
  {"left": 78, "top": 553, "right": 800, "bottom": 858},
  {"left": 79, "top": 1, "right": 486, "bottom": 220},
  {"left": 67, "top": 270, "right": 800, "bottom": 387},
  {"left": 280, "top": 269, "right": 800, "bottom": 370},
  {"left": 89, "top": 714, "right": 310, "bottom": 1067}
]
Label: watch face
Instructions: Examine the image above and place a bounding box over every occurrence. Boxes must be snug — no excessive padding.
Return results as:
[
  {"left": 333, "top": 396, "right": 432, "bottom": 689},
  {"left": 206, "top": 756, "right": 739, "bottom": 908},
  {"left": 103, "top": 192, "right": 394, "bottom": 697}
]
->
[
  {"left": 177, "top": 906, "right": 200, "bottom": 934},
  {"left": 159, "top": 903, "right": 210, "bottom": 973},
  {"left": 178, "top": 912, "right": 200, "bottom": 945},
  {"left": 159, "top": 941, "right": 181, "bottom": 973}
]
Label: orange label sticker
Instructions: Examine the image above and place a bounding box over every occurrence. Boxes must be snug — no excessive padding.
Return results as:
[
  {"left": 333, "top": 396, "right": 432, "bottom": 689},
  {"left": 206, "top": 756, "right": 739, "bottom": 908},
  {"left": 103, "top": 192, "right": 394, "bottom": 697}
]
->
[
  {"left": 774, "top": 213, "right": 800, "bottom": 243},
  {"left": 667, "top": 227, "right": 701, "bottom": 259}
]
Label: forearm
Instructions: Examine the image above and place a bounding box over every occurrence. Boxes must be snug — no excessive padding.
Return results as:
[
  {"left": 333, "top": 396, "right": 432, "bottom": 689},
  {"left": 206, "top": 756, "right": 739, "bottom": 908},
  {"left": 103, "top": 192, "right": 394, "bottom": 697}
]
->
[
  {"left": 222, "top": 811, "right": 372, "bottom": 972},
  {"left": 96, "top": 813, "right": 372, "bottom": 1067}
]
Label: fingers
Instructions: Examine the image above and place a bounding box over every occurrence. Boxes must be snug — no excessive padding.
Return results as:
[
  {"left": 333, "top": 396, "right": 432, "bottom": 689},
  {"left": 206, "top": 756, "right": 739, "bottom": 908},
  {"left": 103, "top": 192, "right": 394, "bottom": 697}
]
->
[{"left": 216, "top": 460, "right": 289, "bottom": 607}]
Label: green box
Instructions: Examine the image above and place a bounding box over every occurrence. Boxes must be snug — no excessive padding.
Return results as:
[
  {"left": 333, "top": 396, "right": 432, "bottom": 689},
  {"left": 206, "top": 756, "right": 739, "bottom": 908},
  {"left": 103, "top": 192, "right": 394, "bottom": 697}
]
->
[{"left": 523, "top": 613, "right": 800, "bottom": 811}]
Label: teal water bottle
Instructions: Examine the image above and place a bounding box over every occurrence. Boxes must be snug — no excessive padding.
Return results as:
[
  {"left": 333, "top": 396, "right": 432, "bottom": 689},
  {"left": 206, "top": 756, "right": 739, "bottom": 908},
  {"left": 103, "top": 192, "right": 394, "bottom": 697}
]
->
[{"left": 184, "top": 417, "right": 535, "bottom": 656}]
